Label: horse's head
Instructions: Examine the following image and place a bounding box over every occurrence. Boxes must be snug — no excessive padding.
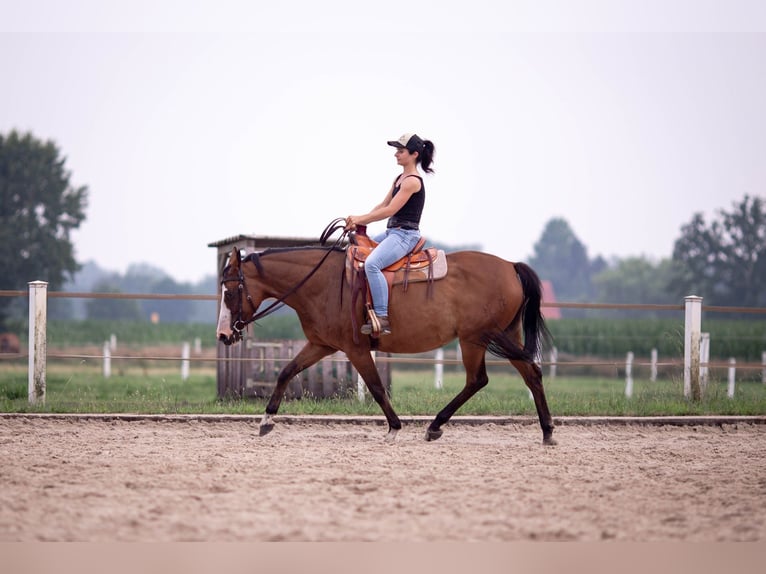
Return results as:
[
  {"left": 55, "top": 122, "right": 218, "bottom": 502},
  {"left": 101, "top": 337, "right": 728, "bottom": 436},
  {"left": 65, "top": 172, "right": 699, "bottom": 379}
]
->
[{"left": 217, "top": 247, "right": 259, "bottom": 346}]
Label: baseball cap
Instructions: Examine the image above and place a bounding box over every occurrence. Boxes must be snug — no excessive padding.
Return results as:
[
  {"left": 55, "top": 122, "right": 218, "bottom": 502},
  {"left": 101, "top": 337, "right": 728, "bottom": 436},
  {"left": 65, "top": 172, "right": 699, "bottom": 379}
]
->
[{"left": 387, "top": 133, "right": 425, "bottom": 153}]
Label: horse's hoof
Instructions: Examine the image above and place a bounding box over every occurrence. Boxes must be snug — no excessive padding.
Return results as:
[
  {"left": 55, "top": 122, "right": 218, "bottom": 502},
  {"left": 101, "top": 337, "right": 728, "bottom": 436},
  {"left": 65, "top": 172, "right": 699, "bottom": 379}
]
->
[
  {"left": 384, "top": 428, "right": 399, "bottom": 443},
  {"left": 425, "top": 428, "right": 443, "bottom": 441},
  {"left": 543, "top": 436, "right": 557, "bottom": 446},
  {"left": 259, "top": 423, "right": 275, "bottom": 437}
]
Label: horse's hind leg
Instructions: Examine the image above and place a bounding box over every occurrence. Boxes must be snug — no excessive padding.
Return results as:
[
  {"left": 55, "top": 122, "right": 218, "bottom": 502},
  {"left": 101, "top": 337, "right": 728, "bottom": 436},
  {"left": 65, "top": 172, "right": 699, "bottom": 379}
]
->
[
  {"left": 511, "top": 359, "right": 556, "bottom": 445},
  {"left": 426, "top": 341, "right": 489, "bottom": 441},
  {"left": 260, "top": 342, "right": 335, "bottom": 436}
]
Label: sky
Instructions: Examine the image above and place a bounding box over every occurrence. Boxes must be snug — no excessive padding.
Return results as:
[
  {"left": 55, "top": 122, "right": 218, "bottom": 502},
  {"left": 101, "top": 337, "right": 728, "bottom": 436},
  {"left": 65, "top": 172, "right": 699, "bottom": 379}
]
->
[{"left": 2, "top": 1, "right": 765, "bottom": 284}]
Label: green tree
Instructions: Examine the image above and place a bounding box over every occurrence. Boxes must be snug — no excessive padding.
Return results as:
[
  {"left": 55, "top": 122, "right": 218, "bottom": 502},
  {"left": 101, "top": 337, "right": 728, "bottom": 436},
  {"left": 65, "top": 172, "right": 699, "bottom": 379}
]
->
[
  {"left": 672, "top": 194, "right": 766, "bottom": 307},
  {"left": 528, "top": 218, "right": 595, "bottom": 313},
  {"left": 593, "top": 257, "right": 677, "bottom": 317},
  {"left": 0, "top": 130, "right": 88, "bottom": 325}
]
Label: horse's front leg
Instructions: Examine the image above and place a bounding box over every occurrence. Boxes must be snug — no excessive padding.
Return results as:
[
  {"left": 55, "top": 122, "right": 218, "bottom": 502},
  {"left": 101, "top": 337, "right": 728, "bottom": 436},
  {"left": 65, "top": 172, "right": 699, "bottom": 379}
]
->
[
  {"left": 260, "top": 342, "right": 336, "bottom": 436},
  {"left": 347, "top": 350, "right": 402, "bottom": 442}
]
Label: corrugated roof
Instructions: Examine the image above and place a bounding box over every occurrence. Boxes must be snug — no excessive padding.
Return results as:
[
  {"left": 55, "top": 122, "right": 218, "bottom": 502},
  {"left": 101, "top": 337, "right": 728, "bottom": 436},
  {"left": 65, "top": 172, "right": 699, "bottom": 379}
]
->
[{"left": 208, "top": 235, "right": 322, "bottom": 248}]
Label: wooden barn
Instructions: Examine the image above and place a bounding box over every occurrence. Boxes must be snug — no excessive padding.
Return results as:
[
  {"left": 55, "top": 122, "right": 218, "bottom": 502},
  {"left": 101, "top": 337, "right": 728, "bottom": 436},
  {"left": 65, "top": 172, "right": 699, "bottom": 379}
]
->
[
  {"left": 208, "top": 234, "right": 391, "bottom": 400},
  {"left": 541, "top": 280, "right": 562, "bottom": 320}
]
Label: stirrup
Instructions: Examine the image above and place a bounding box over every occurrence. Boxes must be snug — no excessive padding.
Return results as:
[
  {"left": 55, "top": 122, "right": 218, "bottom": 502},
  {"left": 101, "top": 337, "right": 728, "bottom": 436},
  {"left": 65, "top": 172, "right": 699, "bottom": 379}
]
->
[{"left": 361, "top": 314, "right": 391, "bottom": 336}]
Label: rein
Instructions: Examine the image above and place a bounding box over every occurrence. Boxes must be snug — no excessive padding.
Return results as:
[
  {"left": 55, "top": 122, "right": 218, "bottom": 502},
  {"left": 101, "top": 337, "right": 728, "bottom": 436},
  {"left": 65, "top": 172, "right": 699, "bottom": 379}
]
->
[{"left": 221, "top": 218, "right": 349, "bottom": 337}]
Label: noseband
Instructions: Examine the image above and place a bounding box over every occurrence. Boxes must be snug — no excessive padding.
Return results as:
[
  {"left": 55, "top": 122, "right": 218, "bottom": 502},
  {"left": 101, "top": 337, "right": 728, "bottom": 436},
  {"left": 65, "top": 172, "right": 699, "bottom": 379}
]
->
[{"left": 220, "top": 266, "right": 254, "bottom": 340}]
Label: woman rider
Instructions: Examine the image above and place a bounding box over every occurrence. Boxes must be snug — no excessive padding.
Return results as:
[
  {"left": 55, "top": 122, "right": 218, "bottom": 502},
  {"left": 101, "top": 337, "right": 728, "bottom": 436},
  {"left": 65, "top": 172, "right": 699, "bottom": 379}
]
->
[{"left": 345, "top": 133, "right": 435, "bottom": 336}]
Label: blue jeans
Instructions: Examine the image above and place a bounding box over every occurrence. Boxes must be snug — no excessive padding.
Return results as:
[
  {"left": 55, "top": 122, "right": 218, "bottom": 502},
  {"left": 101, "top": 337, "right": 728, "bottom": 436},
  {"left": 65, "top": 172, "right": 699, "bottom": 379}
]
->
[{"left": 365, "top": 228, "right": 422, "bottom": 317}]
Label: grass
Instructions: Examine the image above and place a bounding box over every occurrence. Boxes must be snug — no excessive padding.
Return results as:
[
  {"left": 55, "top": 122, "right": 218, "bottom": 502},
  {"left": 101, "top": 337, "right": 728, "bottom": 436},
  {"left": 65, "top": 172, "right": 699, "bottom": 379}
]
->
[{"left": 1, "top": 360, "right": 765, "bottom": 417}]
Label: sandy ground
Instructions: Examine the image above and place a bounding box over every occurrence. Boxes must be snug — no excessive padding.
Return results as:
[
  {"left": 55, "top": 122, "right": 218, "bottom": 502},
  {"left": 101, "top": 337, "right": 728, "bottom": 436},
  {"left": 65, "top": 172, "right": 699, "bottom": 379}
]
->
[{"left": 1, "top": 416, "right": 764, "bottom": 542}]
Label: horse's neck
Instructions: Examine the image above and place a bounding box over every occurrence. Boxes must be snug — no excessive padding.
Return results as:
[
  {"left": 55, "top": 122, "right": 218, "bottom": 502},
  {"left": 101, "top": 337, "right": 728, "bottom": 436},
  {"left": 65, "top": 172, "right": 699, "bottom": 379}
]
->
[{"left": 247, "top": 249, "right": 342, "bottom": 299}]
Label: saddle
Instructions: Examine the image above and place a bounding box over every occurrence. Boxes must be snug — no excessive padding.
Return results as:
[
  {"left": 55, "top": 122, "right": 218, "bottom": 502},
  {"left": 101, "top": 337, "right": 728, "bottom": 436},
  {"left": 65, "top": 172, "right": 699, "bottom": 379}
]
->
[
  {"left": 345, "top": 225, "right": 448, "bottom": 340},
  {"left": 345, "top": 226, "right": 448, "bottom": 289}
]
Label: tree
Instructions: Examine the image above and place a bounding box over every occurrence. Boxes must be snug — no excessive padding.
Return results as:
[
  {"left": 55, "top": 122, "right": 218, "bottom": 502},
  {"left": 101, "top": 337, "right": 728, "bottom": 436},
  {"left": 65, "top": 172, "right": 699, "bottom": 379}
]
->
[
  {"left": 528, "top": 218, "right": 596, "bottom": 314},
  {"left": 672, "top": 194, "right": 766, "bottom": 307},
  {"left": 0, "top": 130, "right": 88, "bottom": 325},
  {"left": 593, "top": 257, "right": 678, "bottom": 317}
]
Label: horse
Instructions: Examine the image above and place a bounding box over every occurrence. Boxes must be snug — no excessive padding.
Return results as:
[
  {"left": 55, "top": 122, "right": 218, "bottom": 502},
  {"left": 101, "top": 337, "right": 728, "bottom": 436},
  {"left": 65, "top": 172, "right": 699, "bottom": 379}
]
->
[{"left": 216, "top": 224, "right": 556, "bottom": 445}]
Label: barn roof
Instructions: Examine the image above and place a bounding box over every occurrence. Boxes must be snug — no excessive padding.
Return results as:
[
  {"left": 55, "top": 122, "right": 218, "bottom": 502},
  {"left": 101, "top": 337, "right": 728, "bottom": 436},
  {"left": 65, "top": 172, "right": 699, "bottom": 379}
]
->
[
  {"left": 541, "top": 280, "right": 562, "bottom": 319},
  {"left": 208, "top": 234, "right": 323, "bottom": 249}
]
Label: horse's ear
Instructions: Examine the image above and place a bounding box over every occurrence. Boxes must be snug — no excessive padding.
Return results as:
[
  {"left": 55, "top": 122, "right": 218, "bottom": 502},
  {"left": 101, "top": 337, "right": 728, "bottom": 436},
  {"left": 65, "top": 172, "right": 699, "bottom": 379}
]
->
[{"left": 230, "top": 247, "right": 242, "bottom": 268}]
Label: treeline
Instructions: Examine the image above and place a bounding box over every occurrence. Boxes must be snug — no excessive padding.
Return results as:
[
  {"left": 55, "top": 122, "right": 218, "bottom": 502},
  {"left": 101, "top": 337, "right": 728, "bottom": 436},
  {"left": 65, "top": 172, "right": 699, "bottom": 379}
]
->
[
  {"left": 52, "top": 261, "right": 217, "bottom": 324},
  {"left": 528, "top": 195, "right": 766, "bottom": 316}
]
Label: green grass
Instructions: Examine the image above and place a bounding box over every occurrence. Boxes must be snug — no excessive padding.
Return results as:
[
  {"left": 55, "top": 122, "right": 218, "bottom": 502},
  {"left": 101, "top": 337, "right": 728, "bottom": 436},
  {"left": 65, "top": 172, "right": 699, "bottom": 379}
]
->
[{"left": 1, "top": 362, "right": 765, "bottom": 417}]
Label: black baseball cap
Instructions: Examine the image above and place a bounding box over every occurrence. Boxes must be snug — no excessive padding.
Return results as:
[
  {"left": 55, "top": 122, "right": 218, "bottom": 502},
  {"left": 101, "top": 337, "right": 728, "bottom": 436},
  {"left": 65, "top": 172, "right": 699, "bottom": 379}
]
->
[{"left": 387, "top": 133, "right": 425, "bottom": 154}]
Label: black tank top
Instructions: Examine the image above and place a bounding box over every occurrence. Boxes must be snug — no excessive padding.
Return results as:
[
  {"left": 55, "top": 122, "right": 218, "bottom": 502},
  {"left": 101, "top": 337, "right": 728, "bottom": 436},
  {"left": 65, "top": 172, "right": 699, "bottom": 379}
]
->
[{"left": 390, "top": 175, "right": 425, "bottom": 225}]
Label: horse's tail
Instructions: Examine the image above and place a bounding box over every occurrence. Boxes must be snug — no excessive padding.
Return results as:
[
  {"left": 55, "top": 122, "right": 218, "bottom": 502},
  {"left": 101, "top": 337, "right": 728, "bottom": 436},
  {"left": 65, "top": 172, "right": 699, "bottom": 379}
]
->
[
  {"left": 514, "top": 262, "right": 552, "bottom": 358},
  {"left": 483, "top": 261, "right": 552, "bottom": 363}
]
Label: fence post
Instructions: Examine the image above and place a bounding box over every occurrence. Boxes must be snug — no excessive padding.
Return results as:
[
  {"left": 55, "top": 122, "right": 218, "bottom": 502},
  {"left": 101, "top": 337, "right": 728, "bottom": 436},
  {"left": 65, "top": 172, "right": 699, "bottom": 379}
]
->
[
  {"left": 700, "top": 332, "right": 710, "bottom": 391},
  {"left": 103, "top": 341, "right": 111, "bottom": 379},
  {"left": 434, "top": 348, "right": 444, "bottom": 389},
  {"left": 181, "top": 342, "right": 191, "bottom": 381},
  {"left": 358, "top": 351, "right": 375, "bottom": 402},
  {"left": 762, "top": 351, "right": 766, "bottom": 385},
  {"left": 28, "top": 281, "right": 48, "bottom": 405},
  {"left": 650, "top": 348, "right": 658, "bottom": 382},
  {"left": 549, "top": 347, "right": 558, "bottom": 379},
  {"left": 684, "top": 295, "right": 703, "bottom": 400},
  {"left": 625, "top": 352, "right": 634, "bottom": 398},
  {"left": 728, "top": 358, "right": 736, "bottom": 398}
]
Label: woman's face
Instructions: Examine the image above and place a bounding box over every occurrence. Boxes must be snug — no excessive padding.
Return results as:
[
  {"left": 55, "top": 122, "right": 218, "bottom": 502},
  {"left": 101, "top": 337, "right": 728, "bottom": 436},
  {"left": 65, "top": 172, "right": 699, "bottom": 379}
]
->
[{"left": 395, "top": 147, "right": 417, "bottom": 166}]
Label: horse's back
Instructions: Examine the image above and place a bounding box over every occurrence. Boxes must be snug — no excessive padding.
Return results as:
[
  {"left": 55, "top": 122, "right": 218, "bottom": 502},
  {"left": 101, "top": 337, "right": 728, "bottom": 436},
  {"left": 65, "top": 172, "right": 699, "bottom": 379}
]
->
[{"left": 444, "top": 250, "right": 523, "bottom": 287}]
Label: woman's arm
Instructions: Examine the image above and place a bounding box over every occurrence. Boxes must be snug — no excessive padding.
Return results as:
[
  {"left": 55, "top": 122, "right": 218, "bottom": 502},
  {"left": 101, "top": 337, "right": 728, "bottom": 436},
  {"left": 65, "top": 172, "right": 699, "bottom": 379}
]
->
[{"left": 346, "top": 176, "right": 420, "bottom": 229}]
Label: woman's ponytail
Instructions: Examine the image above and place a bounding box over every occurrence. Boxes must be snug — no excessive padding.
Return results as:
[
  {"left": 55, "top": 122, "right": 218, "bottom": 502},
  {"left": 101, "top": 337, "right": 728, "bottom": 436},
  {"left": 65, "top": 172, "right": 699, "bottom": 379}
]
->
[{"left": 419, "top": 140, "right": 435, "bottom": 173}]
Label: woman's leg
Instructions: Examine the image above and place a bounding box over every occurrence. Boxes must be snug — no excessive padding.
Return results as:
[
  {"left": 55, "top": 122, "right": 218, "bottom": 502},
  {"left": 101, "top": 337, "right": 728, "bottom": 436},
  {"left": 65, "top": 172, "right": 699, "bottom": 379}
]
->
[{"left": 364, "top": 229, "right": 421, "bottom": 316}]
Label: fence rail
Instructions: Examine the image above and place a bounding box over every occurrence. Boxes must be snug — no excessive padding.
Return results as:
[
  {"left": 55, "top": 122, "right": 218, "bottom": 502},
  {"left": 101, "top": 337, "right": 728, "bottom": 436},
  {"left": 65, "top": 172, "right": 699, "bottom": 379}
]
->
[
  {"left": 3, "top": 289, "right": 766, "bottom": 314},
  {"left": 3, "top": 283, "right": 766, "bottom": 404}
]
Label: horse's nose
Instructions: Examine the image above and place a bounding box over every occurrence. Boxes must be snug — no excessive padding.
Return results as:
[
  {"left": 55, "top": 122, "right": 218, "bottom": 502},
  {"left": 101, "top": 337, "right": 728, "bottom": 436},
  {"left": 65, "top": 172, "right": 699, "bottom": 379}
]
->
[{"left": 218, "top": 333, "right": 232, "bottom": 345}]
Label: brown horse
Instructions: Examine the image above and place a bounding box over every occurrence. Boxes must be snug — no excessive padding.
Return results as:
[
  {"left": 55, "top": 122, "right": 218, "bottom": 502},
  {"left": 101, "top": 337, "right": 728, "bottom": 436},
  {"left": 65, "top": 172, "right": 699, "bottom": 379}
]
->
[{"left": 216, "top": 232, "right": 556, "bottom": 445}]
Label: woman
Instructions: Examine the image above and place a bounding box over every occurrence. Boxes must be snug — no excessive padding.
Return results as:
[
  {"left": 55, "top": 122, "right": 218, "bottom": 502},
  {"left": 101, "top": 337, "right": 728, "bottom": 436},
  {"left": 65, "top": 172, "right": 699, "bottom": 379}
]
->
[{"left": 345, "top": 133, "right": 435, "bottom": 336}]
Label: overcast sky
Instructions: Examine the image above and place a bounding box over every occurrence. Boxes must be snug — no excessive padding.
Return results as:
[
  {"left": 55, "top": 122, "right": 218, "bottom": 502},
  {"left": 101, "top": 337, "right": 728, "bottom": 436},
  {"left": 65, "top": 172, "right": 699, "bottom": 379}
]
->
[{"left": 2, "top": 1, "right": 765, "bottom": 284}]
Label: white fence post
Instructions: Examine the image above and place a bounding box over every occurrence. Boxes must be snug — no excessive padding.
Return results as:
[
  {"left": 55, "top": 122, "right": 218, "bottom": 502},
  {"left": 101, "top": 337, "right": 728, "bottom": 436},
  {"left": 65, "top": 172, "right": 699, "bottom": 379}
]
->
[
  {"left": 625, "top": 352, "right": 634, "bottom": 398},
  {"left": 549, "top": 347, "right": 558, "bottom": 379},
  {"left": 103, "top": 342, "right": 111, "bottom": 379},
  {"left": 181, "top": 342, "right": 191, "bottom": 381},
  {"left": 700, "top": 332, "right": 710, "bottom": 391},
  {"left": 110, "top": 334, "right": 117, "bottom": 351},
  {"left": 28, "top": 281, "right": 48, "bottom": 405},
  {"left": 762, "top": 351, "right": 766, "bottom": 384},
  {"left": 194, "top": 337, "right": 202, "bottom": 355},
  {"left": 434, "top": 348, "right": 444, "bottom": 389},
  {"left": 727, "top": 358, "right": 736, "bottom": 398},
  {"left": 358, "top": 351, "right": 375, "bottom": 402},
  {"left": 650, "top": 348, "right": 658, "bottom": 382},
  {"left": 684, "top": 296, "right": 703, "bottom": 400}
]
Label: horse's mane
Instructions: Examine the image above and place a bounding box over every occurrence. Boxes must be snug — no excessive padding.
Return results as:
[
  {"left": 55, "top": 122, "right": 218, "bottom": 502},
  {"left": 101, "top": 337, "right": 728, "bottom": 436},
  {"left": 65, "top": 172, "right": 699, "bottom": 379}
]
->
[{"left": 242, "top": 246, "right": 345, "bottom": 274}]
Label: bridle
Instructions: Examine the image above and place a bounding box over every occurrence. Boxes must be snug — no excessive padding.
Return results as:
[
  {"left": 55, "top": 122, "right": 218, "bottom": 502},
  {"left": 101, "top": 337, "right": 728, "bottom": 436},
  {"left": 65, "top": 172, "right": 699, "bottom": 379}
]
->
[{"left": 220, "top": 218, "right": 349, "bottom": 340}]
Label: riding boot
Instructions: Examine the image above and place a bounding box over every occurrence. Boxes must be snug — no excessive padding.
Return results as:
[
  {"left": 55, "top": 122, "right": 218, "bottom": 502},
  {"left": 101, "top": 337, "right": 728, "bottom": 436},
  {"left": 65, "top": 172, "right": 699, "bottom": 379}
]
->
[{"left": 361, "top": 315, "right": 391, "bottom": 336}]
